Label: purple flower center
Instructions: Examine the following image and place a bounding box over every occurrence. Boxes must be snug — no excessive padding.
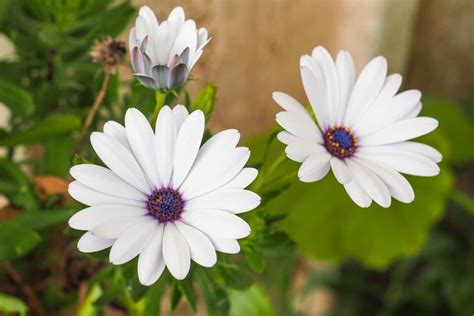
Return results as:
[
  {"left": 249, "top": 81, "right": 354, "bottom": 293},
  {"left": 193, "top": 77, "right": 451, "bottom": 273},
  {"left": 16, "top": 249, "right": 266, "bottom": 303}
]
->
[
  {"left": 146, "top": 188, "right": 184, "bottom": 222},
  {"left": 324, "top": 126, "right": 357, "bottom": 159}
]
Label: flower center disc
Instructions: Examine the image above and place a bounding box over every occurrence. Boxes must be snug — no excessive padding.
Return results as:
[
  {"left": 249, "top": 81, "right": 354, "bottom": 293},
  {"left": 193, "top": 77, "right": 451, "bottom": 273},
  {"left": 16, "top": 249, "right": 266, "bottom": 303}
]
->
[
  {"left": 146, "top": 188, "right": 184, "bottom": 222},
  {"left": 324, "top": 127, "right": 357, "bottom": 159}
]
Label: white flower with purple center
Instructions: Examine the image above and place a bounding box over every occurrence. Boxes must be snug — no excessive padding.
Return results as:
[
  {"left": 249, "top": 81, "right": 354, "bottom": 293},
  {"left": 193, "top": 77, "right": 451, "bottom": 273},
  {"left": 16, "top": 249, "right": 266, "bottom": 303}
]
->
[
  {"left": 128, "top": 6, "right": 210, "bottom": 90},
  {"left": 274, "top": 46, "right": 442, "bottom": 208},
  {"left": 68, "top": 106, "right": 260, "bottom": 285}
]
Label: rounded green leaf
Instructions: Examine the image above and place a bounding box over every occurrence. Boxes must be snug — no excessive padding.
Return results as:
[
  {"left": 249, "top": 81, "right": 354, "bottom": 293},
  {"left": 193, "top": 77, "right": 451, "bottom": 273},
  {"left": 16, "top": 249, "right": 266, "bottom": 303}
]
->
[{"left": 0, "top": 80, "right": 35, "bottom": 116}]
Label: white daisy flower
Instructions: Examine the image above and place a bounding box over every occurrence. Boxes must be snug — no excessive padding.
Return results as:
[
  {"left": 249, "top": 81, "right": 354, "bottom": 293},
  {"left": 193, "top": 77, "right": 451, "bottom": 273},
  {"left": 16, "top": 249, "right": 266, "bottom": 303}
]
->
[
  {"left": 274, "top": 46, "right": 442, "bottom": 208},
  {"left": 68, "top": 106, "right": 260, "bottom": 285},
  {"left": 128, "top": 6, "right": 210, "bottom": 90}
]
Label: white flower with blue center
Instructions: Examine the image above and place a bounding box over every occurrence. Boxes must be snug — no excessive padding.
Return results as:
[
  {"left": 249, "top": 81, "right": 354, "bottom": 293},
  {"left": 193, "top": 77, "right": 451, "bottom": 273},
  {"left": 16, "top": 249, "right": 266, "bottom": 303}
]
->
[
  {"left": 274, "top": 46, "right": 442, "bottom": 208},
  {"left": 68, "top": 106, "right": 260, "bottom": 285},
  {"left": 128, "top": 6, "right": 210, "bottom": 90}
]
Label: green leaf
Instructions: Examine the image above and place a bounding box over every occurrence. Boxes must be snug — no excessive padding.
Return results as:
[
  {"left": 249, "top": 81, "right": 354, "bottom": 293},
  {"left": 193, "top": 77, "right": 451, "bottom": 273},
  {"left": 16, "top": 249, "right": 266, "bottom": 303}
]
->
[
  {"left": 242, "top": 245, "right": 265, "bottom": 273},
  {"left": 0, "top": 114, "right": 81, "bottom": 147},
  {"left": 0, "top": 158, "right": 38, "bottom": 210},
  {"left": 228, "top": 285, "right": 274, "bottom": 316},
  {"left": 78, "top": 285, "right": 102, "bottom": 316},
  {"left": 169, "top": 281, "right": 183, "bottom": 311},
  {"left": 422, "top": 95, "right": 474, "bottom": 164},
  {"left": 3, "top": 208, "right": 75, "bottom": 231},
  {"left": 0, "top": 293, "right": 28, "bottom": 316},
  {"left": 0, "top": 223, "right": 41, "bottom": 261},
  {"left": 192, "top": 83, "right": 217, "bottom": 119},
  {"left": 197, "top": 268, "right": 230, "bottom": 316},
  {"left": 0, "top": 80, "right": 35, "bottom": 116},
  {"left": 178, "top": 278, "right": 197, "bottom": 312}
]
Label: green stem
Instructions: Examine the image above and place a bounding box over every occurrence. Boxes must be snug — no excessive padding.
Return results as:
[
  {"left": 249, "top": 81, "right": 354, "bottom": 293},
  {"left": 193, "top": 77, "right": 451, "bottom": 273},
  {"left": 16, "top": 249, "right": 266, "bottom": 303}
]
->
[{"left": 150, "top": 89, "right": 168, "bottom": 126}]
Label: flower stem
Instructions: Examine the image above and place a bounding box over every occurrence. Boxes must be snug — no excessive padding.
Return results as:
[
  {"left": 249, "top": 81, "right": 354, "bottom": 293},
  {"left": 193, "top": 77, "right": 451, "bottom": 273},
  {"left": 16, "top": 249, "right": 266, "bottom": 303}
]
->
[
  {"left": 74, "top": 72, "right": 110, "bottom": 153},
  {"left": 150, "top": 89, "right": 170, "bottom": 126}
]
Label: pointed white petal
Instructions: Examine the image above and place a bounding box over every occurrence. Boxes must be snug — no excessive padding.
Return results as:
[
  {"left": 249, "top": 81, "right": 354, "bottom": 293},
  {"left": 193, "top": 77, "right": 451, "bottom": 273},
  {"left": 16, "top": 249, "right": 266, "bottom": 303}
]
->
[
  {"left": 138, "top": 224, "right": 166, "bottom": 286},
  {"left": 300, "top": 63, "right": 329, "bottom": 129},
  {"left": 172, "top": 105, "right": 190, "bottom": 132},
  {"left": 276, "top": 111, "right": 323, "bottom": 144},
  {"left": 70, "top": 164, "right": 145, "bottom": 201},
  {"left": 345, "top": 159, "right": 391, "bottom": 208},
  {"left": 77, "top": 232, "right": 114, "bottom": 253},
  {"left": 285, "top": 138, "right": 326, "bottom": 162},
  {"left": 220, "top": 168, "right": 258, "bottom": 190},
  {"left": 358, "top": 117, "right": 438, "bottom": 146},
  {"left": 344, "top": 56, "right": 387, "bottom": 126},
  {"left": 185, "top": 189, "right": 260, "bottom": 214},
  {"left": 93, "top": 216, "right": 149, "bottom": 240},
  {"left": 298, "top": 152, "right": 331, "bottom": 182},
  {"left": 343, "top": 180, "right": 372, "bottom": 208},
  {"left": 103, "top": 121, "right": 132, "bottom": 152},
  {"left": 272, "top": 92, "right": 308, "bottom": 115},
  {"left": 208, "top": 237, "right": 240, "bottom": 254},
  {"left": 109, "top": 220, "right": 157, "bottom": 265},
  {"left": 125, "top": 108, "right": 160, "bottom": 186},
  {"left": 68, "top": 205, "right": 147, "bottom": 231},
  {"left": 335, "top": 50, "right": 355, "bottom": 124},
  {"left": 355, "top": 157, "right": 414, "bottom": 203},
  {"left": 181, "top": 209, "right": 251, "bottom": 239},
  {"left": 403, "top": 102, "right": 422, "bottom": 119},
  {"left": 356, "top": 147, "right": 440, "bottom": 176},
  {"left": 68, "top": 181, "right": 144, "bottom": 207},
  {"left": 382, "top": 141, "right": 442, "bottom": 163},
  {"left": 90, "top": 132, "right": 151, "bottom": 193},
  {"left": 162, "top": 223, "right": 190, "bottom": 280},
  {"left": 330, "top": 157, "right": 351, "bottom": 184},
  {"left": 172, "top": 110, "right": 205, "bottom": 188},
  {"left": 175, "top": 221, "right": 216, "bottom": 267},
  {"left": 155, "top": 106, "right": 177, "bottom": 187},
  {"left": 168, "top": 6, "right": 185, "bottom": 21}
]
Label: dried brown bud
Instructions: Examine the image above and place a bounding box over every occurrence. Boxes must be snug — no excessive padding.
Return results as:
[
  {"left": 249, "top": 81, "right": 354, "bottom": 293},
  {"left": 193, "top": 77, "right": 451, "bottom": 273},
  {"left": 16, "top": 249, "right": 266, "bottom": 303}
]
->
[{"left": 90, "top": 36, "right": 126, "bottom": 73}]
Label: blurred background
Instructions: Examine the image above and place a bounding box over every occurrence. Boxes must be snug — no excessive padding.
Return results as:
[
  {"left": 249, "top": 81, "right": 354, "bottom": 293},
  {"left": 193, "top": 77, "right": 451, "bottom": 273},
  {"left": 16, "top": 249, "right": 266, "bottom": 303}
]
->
[{"left": 0, "top": 0, "right": 473, "bottom": 315}]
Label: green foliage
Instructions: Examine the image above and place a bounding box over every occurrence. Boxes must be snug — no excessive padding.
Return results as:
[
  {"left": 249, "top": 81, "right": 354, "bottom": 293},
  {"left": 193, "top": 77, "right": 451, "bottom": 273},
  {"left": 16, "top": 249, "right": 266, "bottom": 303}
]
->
[
  {"left": 0, "top": 293, "right": 28, "bottom": 316},
  {"left": 228, "top": 285, "right": 274, "bottom": 316},
  {"left": 0, "top": 114, "right": 81, "bottom": 146},
  {"left": 192, "top": 83, "right": 217, "bottom": 119},
  {"left": 0, "top": 223, "right": 40, "bottom": 261},
  {"left": 0, "top": 80, "right": 35, "bottom": 116}
]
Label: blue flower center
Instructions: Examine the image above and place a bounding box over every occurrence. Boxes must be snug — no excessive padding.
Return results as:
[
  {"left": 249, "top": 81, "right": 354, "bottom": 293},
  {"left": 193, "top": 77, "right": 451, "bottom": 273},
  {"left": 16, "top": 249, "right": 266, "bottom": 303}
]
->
[
  {"left": 324, "top": 127, "right": 357, "bottom": 159},
  {"left": 146, "top": 188, "right": 184, "bottom": 222}
]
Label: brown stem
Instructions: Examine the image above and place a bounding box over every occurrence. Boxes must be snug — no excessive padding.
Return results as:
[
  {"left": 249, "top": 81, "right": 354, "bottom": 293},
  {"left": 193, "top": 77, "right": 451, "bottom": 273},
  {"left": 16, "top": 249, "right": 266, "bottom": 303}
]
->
[
  {"left": 74, "top": 72, "right": 111, "bottom": 153},
  {"left": 3, "top": 263, "right": 46, "bottom": 316}
]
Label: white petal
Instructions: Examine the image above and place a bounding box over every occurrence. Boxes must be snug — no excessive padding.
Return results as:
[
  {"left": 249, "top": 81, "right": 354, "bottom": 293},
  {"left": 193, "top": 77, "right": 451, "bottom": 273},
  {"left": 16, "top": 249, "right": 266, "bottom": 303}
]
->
[
  {"left": 168, "top": 6, "right": 185, "bottom": 22},
  {"left": 155, "top": 106, "right": 177, "bottom": 187},
  {"left": 276, "top": 111, "right": 323, "bottom": 144},
  {"left": 103, "top": 121, "right": 132, "bottom": 152},
  {"left": 344, "top": 56, "right": 387, "bottom": 126},
  {"left": 125, "top": 108, "right": 161, "bottom": 186},
  {"left": 220, "top": 168, "right": 258, "bottom": 190},
  {"left": 185, "top": 189, "right": 260, "bottom": 214},
  {"left": 285, "top": 138, "right": 326, "bottom": 162},
  {"left": 358, "top": 117, "right": 438, "bottom": 146},
  {"left": 139, "top": 6, "right": 159, "bottom": 33},
  {"left": 403, "top": 102, "right": 422, "bottom": 119},
  {"left": 356, "top": 147, "right": 440, "bottom": 177},
  {"left": 343, "top": 180, "right": 372, "bottom": 208},
  {"left": 382, "top": 141, "right": 442, "bottom": 163},
  {"left": 355, "top": 157, "right": 414, "bottom": 203},
  {"left": 109, "top": 220, "right": 157, "bottom": 265},
  {"left": 68, "top": 181, "right": 144, "bottom": 207},
  {"left": 312, "top": 46, "right": 339, "bottom": 126},
  {"left": 91, "top": 132, "right": 151, "bottom": 193},
  {"left": 298, "top": 152, "right": 331, "bottom": 182},
  {"left": 277, "top": 131, "right": 294, "bottom": 145},
  {"left": 93, "top": 216, "right": 149, "bottom": 240},
  {"left": 355, "top": 89, "right": 421, "bottom": 136},
  {"left": 70, "top": 164, "right": 145, "bottom": 201},
  {"left": 175, "top": 221, "right": 217, "bottom": 267},
  {"left": 162, "top": 223, "right": 191, "bottom": 280},
  {"left": 138, "top": 225, "right": 166, "bottom": 286},
  {"left": 181, "top": 209, "right": 250, "bottom": 239},
  {"left": 330, "top": 157, "right": 351, "bottom": 184},
  {"left": 170, "top": 19, "right": 197, "bottom": 57},
  {"left": 171, "top": 110, "right": 205, "bottom": 188},
  {"left": 345, "top": 159, "right": 391, "bottom": 208},
  {"left": 208, "top": 237, "right": 240, "bottom": 254},
  {"left": 272, "top": 92, "right": 308, "bottom": 115},
  {"left": 300, "top": 57, "right": 329, "bottom": 129},
  {"left": 172, "top": 105, "right": 190, "bottom": 132},
  {"left": 335, "top": 50, "right": 355, "bottom": 124},
  {"left": 180, "top": 138, "right": 250, "bottom": 200},
  {"left": 77, "top": 232, "right": 114, "bottom": 253},
  {"left": 68, "top": 205, "right": 147, "bottom": 231}
]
